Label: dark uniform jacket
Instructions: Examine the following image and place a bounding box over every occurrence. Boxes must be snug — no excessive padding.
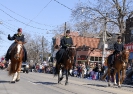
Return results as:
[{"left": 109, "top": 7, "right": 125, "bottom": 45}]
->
[
  {"left": 60, "top": 36, "right": 73, "bottom": 48},
  {"left": 113, "top": 42, "right": 124, "bottom": 54},
  {"left": 8, "top": 34, "right": 25, "bottom": 42},
  {"left": 6, "top": 33, "right": 27, "bottom": 61}
]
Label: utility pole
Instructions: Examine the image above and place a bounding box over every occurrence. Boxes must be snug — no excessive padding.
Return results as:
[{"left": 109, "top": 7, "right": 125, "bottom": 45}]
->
[
  {"left": 64, "top": 22, "right": 66, "bottom": 36},
  {"left": 42, "top": 36, "right": 44, "bottom": 62},
  {"left": 102, "top": 14, "right": 107, "bottom": 65}
]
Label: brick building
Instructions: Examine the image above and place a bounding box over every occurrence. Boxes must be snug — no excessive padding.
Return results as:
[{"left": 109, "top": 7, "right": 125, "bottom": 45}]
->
[{"left": 52, "top": 31, "right": 112, "bottom": 65}]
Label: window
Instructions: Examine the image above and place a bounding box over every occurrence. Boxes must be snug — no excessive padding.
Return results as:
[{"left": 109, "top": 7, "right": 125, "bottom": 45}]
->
[
  {"left": 95, "top": 57, "right": 98, "bottom": 61},
  {"left": 90, "top": 57, "right": 94, "bottom": 61},
  {"left": 99, "top": 57, "right": 102, "bottom": 61}
]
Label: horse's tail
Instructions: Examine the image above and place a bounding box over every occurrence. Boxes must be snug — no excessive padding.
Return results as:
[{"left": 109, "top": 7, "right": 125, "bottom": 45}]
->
[
  {"left": 8, "top": 63, "right": 14, "bottom": 76},
  {"left": 101, "top": 68, "right": 108, "bottom": 80},
  {"left": 54, "top": 63, "right": 59, "bottom": 76}
]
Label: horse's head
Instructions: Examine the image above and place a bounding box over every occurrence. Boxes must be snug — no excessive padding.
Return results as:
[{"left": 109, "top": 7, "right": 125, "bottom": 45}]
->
[
  {"left": 122, "top": 49, "right": 129, "bottom": 63},
  {"left": 13, "top": 40, "right": 26, "bottom": 60},
  {"left": 67, "top": 45, "right": 76, "bottom": 60}
]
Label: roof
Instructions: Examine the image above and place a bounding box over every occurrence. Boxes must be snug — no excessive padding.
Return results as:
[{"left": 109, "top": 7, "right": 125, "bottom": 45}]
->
[
  {"left": 61, "top": 31, "right": 79, "bottom": 36},
  {"left": 55, "top": 36, "right": 100, "bottom": 49}
]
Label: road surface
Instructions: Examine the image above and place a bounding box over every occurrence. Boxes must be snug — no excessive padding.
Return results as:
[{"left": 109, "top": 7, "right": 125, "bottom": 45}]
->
[{"left": 0, "top": 70, "right": 133, "bottom": 94}]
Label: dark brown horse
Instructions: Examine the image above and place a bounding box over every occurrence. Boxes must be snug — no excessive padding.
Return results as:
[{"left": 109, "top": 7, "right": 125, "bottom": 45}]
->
[
  {"left": 55, "top": 45, "right": 76, "bottom": 85},
  {"left": 101, "top": 49, "right": 129, "bottom": 87},
  {"left": 9, "top": 40, "right": 26, "bottom": 83}
]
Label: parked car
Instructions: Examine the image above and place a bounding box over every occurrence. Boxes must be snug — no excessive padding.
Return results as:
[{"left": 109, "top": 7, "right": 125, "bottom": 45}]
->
[{"left": 21, "top": 62, "right": 29, "bottom": 73}]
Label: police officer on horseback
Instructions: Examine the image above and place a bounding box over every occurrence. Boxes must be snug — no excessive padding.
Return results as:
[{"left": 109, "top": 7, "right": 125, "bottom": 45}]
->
[
  {"left": 110, "top": 36, "right": 124, "bottom": 67},
  {"left": 5, "top": 28, "right": 27, "bottom": 62},
  {"left": 56, "top": 30, "right": 73, "bottom": 64}
]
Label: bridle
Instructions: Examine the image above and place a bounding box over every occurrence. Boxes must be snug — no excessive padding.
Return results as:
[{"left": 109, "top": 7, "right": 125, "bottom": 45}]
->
[{"left": 66, "top": 46, "right": 76, "bottom": 62}]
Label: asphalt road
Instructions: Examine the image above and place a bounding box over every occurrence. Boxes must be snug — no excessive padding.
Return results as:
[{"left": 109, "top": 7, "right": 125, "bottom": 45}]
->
[{"left": 0, "top": 70, "right": 133, "bottom": 94}]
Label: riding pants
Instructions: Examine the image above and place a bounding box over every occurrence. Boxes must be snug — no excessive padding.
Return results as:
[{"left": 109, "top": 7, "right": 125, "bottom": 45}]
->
[{"left": 56, "top": 48, "right": 65, "bottom": 63}]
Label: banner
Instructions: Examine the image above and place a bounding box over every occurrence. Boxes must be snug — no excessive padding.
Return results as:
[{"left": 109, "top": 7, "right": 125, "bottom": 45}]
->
[{"left": 124, "top": 43, "right": 133, "bottom": 52}]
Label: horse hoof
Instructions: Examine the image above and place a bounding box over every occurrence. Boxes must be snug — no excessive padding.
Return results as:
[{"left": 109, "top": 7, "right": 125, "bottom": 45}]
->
[
  {"left": 65, "top": 82, "right": 68, "bottom": 85},
  {"left": 60, "top": 77, "right": 64, "bottom": 81},
  {"left": 108, "top": 84, "right": 111, "bottom": 87},
  {"left": 113, "top": 84, "right": 117, "bottom": 86},
  {"left": 16, "top": 79, "right": 20, "bottom": 82},
  {"left": 118, "top": 85, "right": 121, "bottom": 88},
  {"left": 10, "top": 81, "right": 15, "bottom": 83},
  {"left": 58, "top": 82, "right": 61, "bottom": 84}
]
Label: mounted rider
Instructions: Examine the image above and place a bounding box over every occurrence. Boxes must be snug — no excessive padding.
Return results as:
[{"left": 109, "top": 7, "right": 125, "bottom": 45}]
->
[
  {"left": 109, "top": 36, "right": 124, "bottom": 67},
  {"left": 56, "top": 30, "right": 73, "bottom": 64},
  {"left": 5, "top": 28, "right": 27, "bottom": 62}
]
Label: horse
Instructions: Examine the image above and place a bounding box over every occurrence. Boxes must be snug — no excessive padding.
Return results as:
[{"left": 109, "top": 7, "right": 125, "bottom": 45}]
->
[
  {"left": 101, "top": 49, "right": 129, "bottom": 87},
  {"left": 55, "top": 45, "right": 76, "bottom": 85},
  {"left": 8, "top": 40, "right": 26, "bottom": 83}
]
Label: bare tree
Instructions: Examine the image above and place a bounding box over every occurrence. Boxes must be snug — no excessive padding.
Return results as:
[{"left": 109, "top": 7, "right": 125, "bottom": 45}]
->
[
  {"left": 72, "top": 0, "right": 133, "bottom": 35},
  {"left": 23, "top": 32, "right": 49, "bottom": 64},
  {"left": 52, "top": 22, "right": 73, "bottom": 37}
]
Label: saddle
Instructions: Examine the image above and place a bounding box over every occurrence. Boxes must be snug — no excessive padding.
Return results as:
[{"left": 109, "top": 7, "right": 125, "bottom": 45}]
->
[{"left": 115, "top": 53, "right": 121, "bottom": 60}]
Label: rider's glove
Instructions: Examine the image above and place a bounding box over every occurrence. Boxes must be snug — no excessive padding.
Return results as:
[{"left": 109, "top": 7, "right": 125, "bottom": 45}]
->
[{"left": 8, "top": 34, "right": 10, "bottom": 39}]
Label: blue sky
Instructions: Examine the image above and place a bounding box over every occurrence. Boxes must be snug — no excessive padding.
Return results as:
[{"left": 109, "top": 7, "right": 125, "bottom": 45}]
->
[{"left": 0, "top": 0, "right": 88, "bottom": 57}]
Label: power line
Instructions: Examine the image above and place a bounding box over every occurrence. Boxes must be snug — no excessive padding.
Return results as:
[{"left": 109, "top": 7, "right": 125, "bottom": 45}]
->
[
  {"left": 54, "top": 0, "right": 73, "bottom": 11},
  {"left": 1, "top": 22, "right": 58, "bottom": 35},
  {"left": 25, "top": 0, "right": 53, "bottom": 28},
  {"left": 0, "top": 3, "right": 57, "bottom": 27},
  {"left": 0, "top": 8, "right": 55, "bottom": 30},
  {"left": 1, "top": 24, "right": 16, "bottom": 33}
]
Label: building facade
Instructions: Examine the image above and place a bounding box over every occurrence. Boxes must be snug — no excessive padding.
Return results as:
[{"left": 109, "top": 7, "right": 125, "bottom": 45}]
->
[
  {"left": 125, "top": 17, "right": 133, "bottom": 44},
  {"left": 51, "top": 31, "right": 112, "bottom": 65}
]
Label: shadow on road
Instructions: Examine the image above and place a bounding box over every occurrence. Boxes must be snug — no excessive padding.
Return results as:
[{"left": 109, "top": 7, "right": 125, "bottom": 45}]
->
[
  {"left": 84, "top": 83, "right": 107, "bottom": 87},
  {"left": 0, "top": 80, "right": 10, "bottom": 83},
  {"left": 122, "top": 84, "right": 133, "bottom": 88},
  {"left": 34, "top": 82, "right": 57, "bottom": 85}
]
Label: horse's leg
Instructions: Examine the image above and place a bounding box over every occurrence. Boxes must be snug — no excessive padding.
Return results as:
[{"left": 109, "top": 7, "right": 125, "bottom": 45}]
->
[
  {"left": 120, "top": 69, "right": 126, "bottom": 84},
  {"left": 107, "top": 68, "right": 111, "bottom": 86},
  {"left": 60, "top": 68, "right": 64, "bottom": 80},
  {"left": 16, "top": 61, "right": 22, "bottom": 81},
  {"left": 58, "top": 68, "right": 63, "bottom": 84},
  {"left": 113, "top": 69, "right": 117, "bottom": 86},
  {"left": 117, "top": 71, "right": 121, "bottom": 87},
  {"left": 65, "top": 69, "right": 68, "bottom": 85},
  {"left": 16, "top": 72, "right": 20, "bottom": 82},
  {"left": 58, "top": 73, "right": 60, "bottom": 84},
  {"left": 11, "top": 72, "right": 18, "bottom": 83}
]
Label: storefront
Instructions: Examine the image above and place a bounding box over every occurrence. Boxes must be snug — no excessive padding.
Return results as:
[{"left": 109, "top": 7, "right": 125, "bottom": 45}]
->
[
  {"left": 125, "top": 42, "right": 133, "bottom": 59},
  {"left": 76, "top": 49, "right": 103, "bottom": 65}
]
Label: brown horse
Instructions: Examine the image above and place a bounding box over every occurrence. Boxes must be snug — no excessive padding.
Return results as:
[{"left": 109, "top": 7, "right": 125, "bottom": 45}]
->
[
  {"left": 55, "top": 45, "right": 76, "bottom": 85},
  {"left": 101, "top": 49, "right": 129, "bottom": 87},
  {"left": 9, "top": 40, "right": 26, "bottom": 83}
]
